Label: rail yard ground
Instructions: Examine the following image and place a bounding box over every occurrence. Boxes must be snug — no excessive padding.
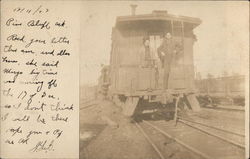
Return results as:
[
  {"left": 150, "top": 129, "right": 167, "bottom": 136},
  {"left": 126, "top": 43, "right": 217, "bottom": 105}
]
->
[
  {"left": 80, "top": 99, "right": 159, "bottom": 159},
  {"left": 80, "top": 96, "right": 245, "bottom": 159}
]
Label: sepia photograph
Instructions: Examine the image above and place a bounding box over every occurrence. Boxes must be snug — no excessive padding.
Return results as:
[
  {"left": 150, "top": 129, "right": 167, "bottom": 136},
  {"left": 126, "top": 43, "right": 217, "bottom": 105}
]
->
[
  {"left": 0, "top": 0, "right": 248, "bottom": 159},
  {"left": 80, "top": 1, "right": 248, "bottom": 159}
]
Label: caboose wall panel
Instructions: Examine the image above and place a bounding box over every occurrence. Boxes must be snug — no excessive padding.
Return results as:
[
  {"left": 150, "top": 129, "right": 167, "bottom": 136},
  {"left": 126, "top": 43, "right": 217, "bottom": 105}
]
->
[
  {"left": 165, "top": 37, "right": 196, "bottom": 90},
  {"left": 183, "top": 38, "right": 195, "bottom": 89},
  {"left": 117, "top": 67, "right": 138, "bottom": 92},
  {"left": 138, "top": 68, "right": 156, "bottom": 90},
  {"left": 118, "top": 47, "right": 140, "bottom": 65},
  {"left": 115, "top": 30, "right": 144, "bottom": 66},
  {"left": 168, "top": 65, "right": 185, "bottom": 89},
  {"left": 183, "top": 38, "right": 194, "bottom": 65},
  {"left": 115, "top": 67, "right": 158, "bottom": 92}
]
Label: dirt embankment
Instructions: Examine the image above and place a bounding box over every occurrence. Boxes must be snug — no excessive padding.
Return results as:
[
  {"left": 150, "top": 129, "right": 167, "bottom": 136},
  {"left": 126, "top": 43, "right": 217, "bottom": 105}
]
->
[{"left": 80, "top": 99, "right": 158, "bottom": 159}]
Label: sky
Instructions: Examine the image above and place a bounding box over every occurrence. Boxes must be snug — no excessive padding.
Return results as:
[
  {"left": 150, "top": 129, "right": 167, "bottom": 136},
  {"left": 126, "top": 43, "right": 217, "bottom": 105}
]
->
[{"left": 80, "top": 1, "right": 249, "bottom": 86}]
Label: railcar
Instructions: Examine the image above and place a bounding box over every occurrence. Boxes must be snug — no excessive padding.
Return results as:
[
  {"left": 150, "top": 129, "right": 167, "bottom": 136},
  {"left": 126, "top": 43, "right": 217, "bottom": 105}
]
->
[
  {"left": 195, "top": 75, "right": 245, "bottom": 106},
  {"left": 99, "top": 7, "right": 202, "bottom": 117}
]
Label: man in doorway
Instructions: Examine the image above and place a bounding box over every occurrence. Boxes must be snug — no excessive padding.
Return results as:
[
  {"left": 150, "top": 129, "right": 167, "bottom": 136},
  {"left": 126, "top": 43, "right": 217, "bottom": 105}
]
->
[
  {"left": 157, "top": 32, "right": 177, "bottom": 89},
  {"left": 140, "top": 37, "right": 160, "bottom": 89},
  {"left": 140, "top": 37, "right": 151, "bottom": 67}
]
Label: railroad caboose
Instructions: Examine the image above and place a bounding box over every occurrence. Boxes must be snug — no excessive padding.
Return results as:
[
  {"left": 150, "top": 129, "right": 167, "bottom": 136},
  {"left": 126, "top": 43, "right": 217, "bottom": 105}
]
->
[{"left": 101, "top": 7, "right": 202, "bottom": 117}]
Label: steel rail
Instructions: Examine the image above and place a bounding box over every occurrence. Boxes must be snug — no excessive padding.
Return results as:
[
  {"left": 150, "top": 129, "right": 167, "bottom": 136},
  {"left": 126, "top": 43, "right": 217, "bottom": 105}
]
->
[
  {"left": 80, "top": 103, "right": 97, "bottom": 110},
  {"left": 178, "top": 119, "right": 245, "bottom": 149},
  {"left": 143, "top": 120, "right": 213, "bottom": 159},
  {"left": 134, "top": 122, "right": 165, "bottom": 159},
  {"left": 81, "top": 99, "right": 96, "bottom": 104},
  {"left": 203, "top": 106, "right": 244, "bottom": 112},
  {"left": 178, "top": 117, "right": 245, "bottom": 137}
]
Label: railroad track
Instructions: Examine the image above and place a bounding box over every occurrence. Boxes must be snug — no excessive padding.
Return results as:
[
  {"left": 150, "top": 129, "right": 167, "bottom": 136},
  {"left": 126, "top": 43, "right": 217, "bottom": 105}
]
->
[
  {"left": 80, "top": 99, "right": 98, "bottom": 110},
  {"left": 203, "top": 105, "right": 244, "bottom": 112},
  {"left": 80, "top": 103, "right": 98, "bottom": 110},
  {"left": 177, "top": 117, "right": 245, "bottom": 148},
  {"left": 135, "top": 119, "right": 245, "bottom": 159},
  {"left": 135, "top": 120, "right": 209, "bottom": 159}
]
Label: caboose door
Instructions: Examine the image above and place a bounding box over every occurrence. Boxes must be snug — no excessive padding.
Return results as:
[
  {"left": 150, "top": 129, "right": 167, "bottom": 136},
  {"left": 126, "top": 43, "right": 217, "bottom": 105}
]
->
[
  {"left": 149, "top": 35, "right": 163, "bottom": 89},
  {"left": 148, "top": 34, "right": 188, "bottom": 90},
  {"left": 137, "top": 35, "right": 161, "bottom": 91}
]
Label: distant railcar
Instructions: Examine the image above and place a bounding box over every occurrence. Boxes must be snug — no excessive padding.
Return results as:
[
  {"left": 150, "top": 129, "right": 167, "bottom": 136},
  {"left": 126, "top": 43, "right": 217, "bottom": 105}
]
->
[
  {"left": 195, "top": 75, "right": 245, "bottom": 106},
  {"left": 99, "top": 8, "right": 202, "bottom": 117}
]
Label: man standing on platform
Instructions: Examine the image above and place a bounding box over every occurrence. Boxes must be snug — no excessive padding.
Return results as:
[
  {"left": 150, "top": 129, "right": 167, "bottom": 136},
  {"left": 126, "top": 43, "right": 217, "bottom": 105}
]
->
[{"left": 157, "top": 32, "right": 177, "bottom": 89}]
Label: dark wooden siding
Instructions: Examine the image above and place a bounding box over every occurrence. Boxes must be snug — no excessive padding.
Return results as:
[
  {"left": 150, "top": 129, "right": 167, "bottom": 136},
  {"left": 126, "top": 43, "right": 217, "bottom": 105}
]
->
[
  {"left": 195, "top": 75, "right": 245, "bottom": 97},
  {"left": 110, "top": 22, "right": 197, "bottom": 94}
]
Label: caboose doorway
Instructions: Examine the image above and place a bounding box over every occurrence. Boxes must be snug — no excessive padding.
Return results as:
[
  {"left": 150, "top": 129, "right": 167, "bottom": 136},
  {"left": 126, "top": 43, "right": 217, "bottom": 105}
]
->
[
  {"left": 145, "top": 32, "right": 186, "bottom": 90},
  {"left": 149, "top": 34, "right": 162, "bottom": 61},
  {"left": 138, "top": 34, "right": 164, "bottom": 91},
  {"left": 149, "top": 34, "right": 163, "bottom": 89},
  {"left": 138, "top": 33, "right": 176, "bottom": 91},
  {"left": 147, "top": 34, "right": 168, "bottom": 90}
]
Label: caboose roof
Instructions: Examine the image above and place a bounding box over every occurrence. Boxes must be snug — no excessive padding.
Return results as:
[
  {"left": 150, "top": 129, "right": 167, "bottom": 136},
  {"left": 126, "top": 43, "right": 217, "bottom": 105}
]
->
[{"left": 116, "top": 10, "right": 202, "bottom": 28}]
